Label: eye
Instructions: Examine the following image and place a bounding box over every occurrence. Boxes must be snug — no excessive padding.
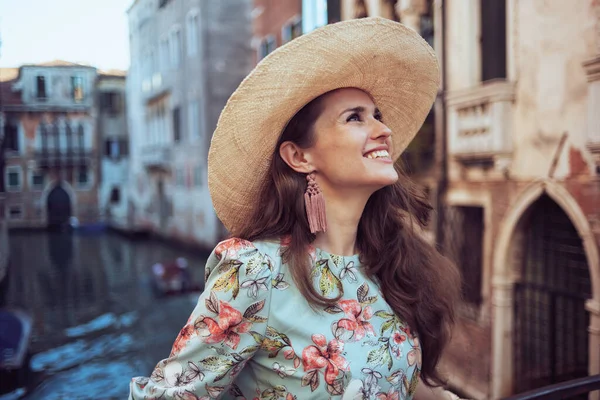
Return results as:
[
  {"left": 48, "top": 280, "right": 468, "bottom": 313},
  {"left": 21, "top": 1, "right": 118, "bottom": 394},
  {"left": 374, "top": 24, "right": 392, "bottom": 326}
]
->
[
  {"left": 374, "top": 111, "right": 383, "bottom": 122},
  {"left": 346, "top": 112, "right": 361, "bottom": 122}
]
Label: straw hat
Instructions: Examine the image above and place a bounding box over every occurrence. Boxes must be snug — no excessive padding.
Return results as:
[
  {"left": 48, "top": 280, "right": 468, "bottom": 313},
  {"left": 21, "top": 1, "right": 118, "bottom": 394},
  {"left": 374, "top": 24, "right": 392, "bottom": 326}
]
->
[{"left": 208, "top": 17, "right": 440, "bottom": 234}]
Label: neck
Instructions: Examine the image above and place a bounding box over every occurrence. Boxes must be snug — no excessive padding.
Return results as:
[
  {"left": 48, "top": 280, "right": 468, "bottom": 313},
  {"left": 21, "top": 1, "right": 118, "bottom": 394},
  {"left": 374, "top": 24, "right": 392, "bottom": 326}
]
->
[{"left": 312, "top": 188, "right": 371, "bottom": 257}]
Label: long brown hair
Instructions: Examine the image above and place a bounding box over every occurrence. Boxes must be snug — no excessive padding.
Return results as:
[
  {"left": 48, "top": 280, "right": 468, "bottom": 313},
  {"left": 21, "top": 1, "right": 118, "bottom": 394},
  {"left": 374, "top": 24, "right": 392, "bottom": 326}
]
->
[{"left": 236, "top": 91, "right": 461, "bottom": 387}]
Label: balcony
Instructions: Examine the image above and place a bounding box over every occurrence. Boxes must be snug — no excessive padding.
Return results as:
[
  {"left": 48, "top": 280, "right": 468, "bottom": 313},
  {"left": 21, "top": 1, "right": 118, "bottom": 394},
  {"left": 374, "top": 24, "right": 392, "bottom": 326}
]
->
[
  {"left": 583, "top": 55, "right": 600, "bottom": 172},
  {"left": 447, "top": 80, "right": 516, "bottom": 168},
  {"left": 34, "top": 150, "right": 93, "bottom": 169},
  {"left": 143, "top": 73, "right": 171, "bottom": 104},
  {"left": 141, "top": 145, "right": 172, "bottom": 171}
]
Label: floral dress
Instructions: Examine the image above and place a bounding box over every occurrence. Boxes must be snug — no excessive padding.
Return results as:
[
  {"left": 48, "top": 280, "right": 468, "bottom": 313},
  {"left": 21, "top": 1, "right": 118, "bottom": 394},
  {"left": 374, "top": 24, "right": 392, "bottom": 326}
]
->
[{"left": 129, "top": 238, "right": 422, "bottom": 400}]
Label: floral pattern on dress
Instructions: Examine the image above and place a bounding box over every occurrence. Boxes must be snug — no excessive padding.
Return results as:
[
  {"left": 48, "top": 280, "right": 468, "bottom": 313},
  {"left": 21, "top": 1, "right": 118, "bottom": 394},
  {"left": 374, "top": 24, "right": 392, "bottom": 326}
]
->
[
  {"left": 301, "top": 333, "right": 349, "bottom": 394},
  {"left": 327, "top": 282, "right": 378, "bottom": 343},
  {"left": 130, "top": 239, "right": 421, "bottom": 400}
]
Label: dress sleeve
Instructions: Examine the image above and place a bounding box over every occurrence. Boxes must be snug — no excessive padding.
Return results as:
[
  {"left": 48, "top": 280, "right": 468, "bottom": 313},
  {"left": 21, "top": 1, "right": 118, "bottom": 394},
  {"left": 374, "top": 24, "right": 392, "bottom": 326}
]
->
[{"left": 129, "top": 238, "right": 274, "bottom": 400}]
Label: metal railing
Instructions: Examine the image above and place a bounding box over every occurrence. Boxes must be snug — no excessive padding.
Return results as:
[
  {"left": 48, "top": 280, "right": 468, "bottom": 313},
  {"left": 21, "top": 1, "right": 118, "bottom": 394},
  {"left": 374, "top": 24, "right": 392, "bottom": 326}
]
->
[
  {"left": 502, "top": 374, "right": 600, "bottom": 400},
  {"left": 34, "top": 150, "right": 94, "bottom": 168}
]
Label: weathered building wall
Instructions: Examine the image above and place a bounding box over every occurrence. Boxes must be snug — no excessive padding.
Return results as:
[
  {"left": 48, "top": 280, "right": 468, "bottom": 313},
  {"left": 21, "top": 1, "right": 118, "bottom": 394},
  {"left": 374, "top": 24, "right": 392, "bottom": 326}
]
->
[
  {"left": 126, "top": 0, "right": 254, "bottom": 249},
  {"left": 1, "top": 63, "right": 101, "bottom": 228},
  {"left": 335, "top": 1, "right": 600, "bottom": 398},
  {"left": 443, "top": 0, "right": 600, "bottom": 398},
  {"left": 97, "top": 73, "right": 130, "bottom": 229}
]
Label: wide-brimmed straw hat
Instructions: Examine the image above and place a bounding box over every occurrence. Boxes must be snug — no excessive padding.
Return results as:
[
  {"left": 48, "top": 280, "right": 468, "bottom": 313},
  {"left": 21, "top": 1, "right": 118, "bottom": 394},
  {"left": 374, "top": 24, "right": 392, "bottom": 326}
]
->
[{"left": 208, "top": 17, "right": 440, "bottom": 234}]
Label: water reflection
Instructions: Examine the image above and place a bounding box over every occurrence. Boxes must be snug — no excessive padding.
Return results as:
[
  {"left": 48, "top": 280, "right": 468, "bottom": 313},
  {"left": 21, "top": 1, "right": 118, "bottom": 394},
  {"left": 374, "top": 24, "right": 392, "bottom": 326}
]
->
[{"left": 3, "top": 230, "right": 209, "bottom": 399}]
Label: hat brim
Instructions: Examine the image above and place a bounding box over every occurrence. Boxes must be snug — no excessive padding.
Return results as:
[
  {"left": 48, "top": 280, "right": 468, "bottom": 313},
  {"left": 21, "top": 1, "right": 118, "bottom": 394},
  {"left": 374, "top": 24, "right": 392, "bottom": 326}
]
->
[{"left": 208, "top": 17, "right": 440, "bottom": 234}]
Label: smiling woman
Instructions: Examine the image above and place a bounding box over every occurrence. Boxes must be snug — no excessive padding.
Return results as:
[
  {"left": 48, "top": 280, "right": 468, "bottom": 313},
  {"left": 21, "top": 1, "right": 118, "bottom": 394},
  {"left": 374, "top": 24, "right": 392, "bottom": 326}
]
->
[{"left": 129, "top": 17, "right": 461, "bottom": 400}]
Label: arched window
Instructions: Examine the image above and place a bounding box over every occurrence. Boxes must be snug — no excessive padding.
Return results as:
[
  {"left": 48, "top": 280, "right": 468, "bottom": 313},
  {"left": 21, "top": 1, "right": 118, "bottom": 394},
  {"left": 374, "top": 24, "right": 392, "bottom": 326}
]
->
[{"left": 186, "top": 10, "right": 199, "bottom": 57}]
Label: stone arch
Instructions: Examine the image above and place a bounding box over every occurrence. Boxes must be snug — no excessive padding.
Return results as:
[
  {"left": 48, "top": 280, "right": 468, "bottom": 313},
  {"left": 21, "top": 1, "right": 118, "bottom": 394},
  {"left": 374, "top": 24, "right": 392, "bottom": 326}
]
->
[
  {"left": 490, "top": 179, "right": 600, "bottom": 398},
  {"left": 40, "top": 179, "right": 77, "bottom": 225}
]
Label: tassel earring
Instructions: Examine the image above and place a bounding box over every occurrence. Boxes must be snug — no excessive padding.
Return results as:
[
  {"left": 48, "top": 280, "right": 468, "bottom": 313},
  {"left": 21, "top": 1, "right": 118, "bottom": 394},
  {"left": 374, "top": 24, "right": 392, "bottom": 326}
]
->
[{"left": 304, "top": 172, "right": 327, "bottom": 234}]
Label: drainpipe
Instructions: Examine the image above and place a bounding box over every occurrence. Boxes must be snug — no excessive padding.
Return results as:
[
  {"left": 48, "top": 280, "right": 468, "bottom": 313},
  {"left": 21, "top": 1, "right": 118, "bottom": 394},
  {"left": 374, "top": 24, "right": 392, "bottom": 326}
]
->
[{"left": 434, "top": 0, "right": 447, "bottom": 251}]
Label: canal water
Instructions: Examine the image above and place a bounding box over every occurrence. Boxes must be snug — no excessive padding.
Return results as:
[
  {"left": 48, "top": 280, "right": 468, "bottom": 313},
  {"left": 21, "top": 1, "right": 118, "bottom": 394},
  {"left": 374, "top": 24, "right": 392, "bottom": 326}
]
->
[{"left": 1, "top": 230, "right": 209, "bottom": 400}]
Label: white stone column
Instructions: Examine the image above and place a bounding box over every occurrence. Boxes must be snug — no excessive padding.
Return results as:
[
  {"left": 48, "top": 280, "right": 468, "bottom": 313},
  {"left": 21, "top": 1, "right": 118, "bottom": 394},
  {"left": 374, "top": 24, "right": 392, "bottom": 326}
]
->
[
  {"left": 583, "top": 56, "right": 600, "bottom": 167},
  {"left": 395, "top": 0, "right": 428, "bottom": 32},
  {"left": 586, "top": 299, "right": 600, "bottom": 400},
  {"left": 491, "top": 275, "right": 514, "bottom": 399},
  {"left": 340, "top": 0, "right": 356, "bottom": 20}
]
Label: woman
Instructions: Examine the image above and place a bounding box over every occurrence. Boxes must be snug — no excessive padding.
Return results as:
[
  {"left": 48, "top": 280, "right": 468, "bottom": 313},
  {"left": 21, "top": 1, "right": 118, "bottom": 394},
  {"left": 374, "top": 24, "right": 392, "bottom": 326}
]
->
[{"left": 130, "top": 17, "right": 461, "bottom": 400}]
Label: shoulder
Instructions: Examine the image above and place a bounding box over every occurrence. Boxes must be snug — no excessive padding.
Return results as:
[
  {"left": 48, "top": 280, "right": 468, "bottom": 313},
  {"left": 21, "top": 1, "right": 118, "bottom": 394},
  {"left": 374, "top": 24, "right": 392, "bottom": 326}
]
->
[
  {"left": 211, "top": 237, "right": 283, "bottom": 261},
  {"left": 204, "top": 237, "right": 284, "bottom": 282}
]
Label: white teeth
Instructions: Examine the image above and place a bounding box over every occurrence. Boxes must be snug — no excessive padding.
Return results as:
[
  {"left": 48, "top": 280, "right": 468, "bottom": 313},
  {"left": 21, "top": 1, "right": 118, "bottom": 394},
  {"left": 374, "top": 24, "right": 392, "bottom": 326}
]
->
[{"left": 365, "top": 150, "right": 389, "bottom": 159}]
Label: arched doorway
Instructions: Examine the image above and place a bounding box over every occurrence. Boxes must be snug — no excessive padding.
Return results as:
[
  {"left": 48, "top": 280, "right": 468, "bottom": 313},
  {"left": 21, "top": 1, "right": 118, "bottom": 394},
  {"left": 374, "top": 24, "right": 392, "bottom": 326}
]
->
[
  {"left": 46, "top": 184, "right": 72, "bottom": 230},
  {"left": 512, "top": 195, "right": 591, "bottom": 395},
  {"left": 490, "top": 180, "right": 600, "bottom": 399}
]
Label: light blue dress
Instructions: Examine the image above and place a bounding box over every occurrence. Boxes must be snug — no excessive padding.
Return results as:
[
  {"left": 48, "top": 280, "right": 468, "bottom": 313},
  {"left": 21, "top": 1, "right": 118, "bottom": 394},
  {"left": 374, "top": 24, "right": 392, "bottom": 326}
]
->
[{"left": 129, "top": 237, "right": 421, "bottom": 400}]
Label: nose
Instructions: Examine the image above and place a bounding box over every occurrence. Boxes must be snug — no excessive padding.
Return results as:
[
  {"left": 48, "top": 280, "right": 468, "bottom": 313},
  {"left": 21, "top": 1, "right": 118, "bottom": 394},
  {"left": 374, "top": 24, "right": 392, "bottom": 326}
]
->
[{"left": 371, "top": 119, "right": 392, "bottom": 141}]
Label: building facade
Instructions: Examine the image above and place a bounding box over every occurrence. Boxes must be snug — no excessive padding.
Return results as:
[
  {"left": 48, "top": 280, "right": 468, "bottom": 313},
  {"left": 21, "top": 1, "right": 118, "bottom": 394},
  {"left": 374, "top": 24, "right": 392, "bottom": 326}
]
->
[
  {"left": 96, "top": 70, "right": 130, "bottom": 229},
  {"left": 126, "top": 0, "right": 254, "bottom": 248},
  {"left": 442, "top": 1, "right": 600, "bottom": 398},
  {"left": 253, "top": 0, "right": 302, "bottom": 65},
  {"left": 340, "top": 0, "right": 600, "bottom": 399},
  {"left": 0, "top": 61, "right": 101, "bottom": 229}
]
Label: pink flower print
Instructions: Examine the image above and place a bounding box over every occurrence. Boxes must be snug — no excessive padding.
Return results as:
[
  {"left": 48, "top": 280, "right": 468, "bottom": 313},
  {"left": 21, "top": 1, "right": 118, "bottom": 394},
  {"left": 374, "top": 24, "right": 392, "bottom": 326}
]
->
[
  {"left": 377, "top": 388, "right": 400, "bottom": 400},
  {"left": 215, "top": 238, "right": 253, "bottom": 260},
  {"left": 392, "top": 332, "right": 406, "bottom": 345},
  {"left": 336, "top": 300, "right": 375, "bottom": 341},
  {"left": 302, "top": 334, "right": 349, "bottom": 385},
  {"left": 199, "top": 300, "right": 252, "bottom": 350},
  {"left": 170, "top": 324, "right": 196, "bottom": 357},
  {"left": 407, "top": 337, "right": 422, "bottom": 368}
]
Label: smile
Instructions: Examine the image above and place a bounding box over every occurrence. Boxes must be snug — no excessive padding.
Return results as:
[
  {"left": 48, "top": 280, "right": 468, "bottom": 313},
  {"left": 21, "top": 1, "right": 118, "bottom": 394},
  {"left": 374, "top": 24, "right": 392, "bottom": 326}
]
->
[{"left": 364, "top": 149, "right": 391, "bottom": 160}]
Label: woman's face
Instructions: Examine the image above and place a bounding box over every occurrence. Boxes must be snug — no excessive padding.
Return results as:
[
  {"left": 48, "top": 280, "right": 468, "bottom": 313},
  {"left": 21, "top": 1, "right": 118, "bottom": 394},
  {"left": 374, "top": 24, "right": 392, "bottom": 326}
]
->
[{"left": 307, "top": 88, "right": 398, "bottom": 194}]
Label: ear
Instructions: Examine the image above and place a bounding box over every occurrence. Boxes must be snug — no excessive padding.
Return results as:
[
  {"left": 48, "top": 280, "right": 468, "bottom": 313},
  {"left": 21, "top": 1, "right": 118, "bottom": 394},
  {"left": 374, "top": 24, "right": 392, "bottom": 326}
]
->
[{"left": 279, "top": 141, "right": 313, "bottom": 174}]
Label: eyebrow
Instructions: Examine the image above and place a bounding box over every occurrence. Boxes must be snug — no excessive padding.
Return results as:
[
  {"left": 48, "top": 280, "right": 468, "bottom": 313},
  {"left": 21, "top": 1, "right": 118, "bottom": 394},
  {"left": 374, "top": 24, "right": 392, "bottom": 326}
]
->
[{"left": 339, "top": 106, "right": 381, "bottom": 117}]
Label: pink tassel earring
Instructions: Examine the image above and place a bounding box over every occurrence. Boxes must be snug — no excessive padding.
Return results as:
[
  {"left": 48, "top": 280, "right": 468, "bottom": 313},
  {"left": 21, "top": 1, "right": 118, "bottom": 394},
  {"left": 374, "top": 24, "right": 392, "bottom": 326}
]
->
[{"left": 304, "top": 172, "right": 327, "bottom": 234}]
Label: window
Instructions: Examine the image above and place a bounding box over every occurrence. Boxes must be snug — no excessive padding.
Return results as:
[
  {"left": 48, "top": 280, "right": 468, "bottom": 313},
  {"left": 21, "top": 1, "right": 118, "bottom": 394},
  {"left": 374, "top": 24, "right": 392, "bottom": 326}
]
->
[
  {"left": 31, "top": 171, "right": 45, "bottom": 191},
  {"left": 173, "top": 107, "right": 181, "bottom": 142},
  {"left": 283, "top": 17, "right": 303, "bottom": 44},
  {"left": 480, "top": 0, "right": 506, "bottom": 82},
  {"left": 120, "top": 139, "right": 129, "bottom": 156},
  {"left": 175, "top": 168, "right": 185, "bottom": 187},
  {"left": 170, "top": 29, "right": 182, "bottom": 68},
  {"left": 188, "top": 101, "right": 199, "bottom": 140},
  {"left": 282, "top": 24, "right": 292, "bottom": 44},
  {"left": 100, "top": 92, "right": 122, "bottom": 115},
  {"left": 6, "top": 166, "right": 22, "bottom": 191},
  {"left": 71, "top": 76, "right": 84, "bottom": 102},
  {"left": 77, "top": 167, "right": 89, "bottom": 186},
  {"left": 3, "top": 121, "right": 19, "bottom": 152},
  {"left": 110, "top": 187, "right": 121, "bottom": 203},
  {"left": 36, "top": 76, "right": 47, "bottom": 99},
  {"left": 258, "top": 35, "right": 277, "bottom": 61},
  {"left": 149, "top": 48, "right": 157, "bottom": 77},
  {"left": 160, "top": 37, "right": 170, "bottom": 70},
  {"left": 326, "top": 0, "right": 341, "bottom": 24},
  {"left": 292, "top": 19, "right": 302, "bottom": 40},
  {"left": 104, "top": 138, "right": 129, "bottom": 159},
  {"left": 443, "top": 206, "right": 484, "bottom": 307},
  {"left": 186, "top": 12, "right": 199, "bottom": 57},
  {"left": 194, "top": 165, "right": 202, "bottom": 187},
  {"left": 8, "top": 205, "right": 23, "bottom": 220},
  {"left": 77, "top": 123, "right": 85, "bottom": 151},
  {"left": 106, "top": 139, "right": 119, "bottom": 158}
]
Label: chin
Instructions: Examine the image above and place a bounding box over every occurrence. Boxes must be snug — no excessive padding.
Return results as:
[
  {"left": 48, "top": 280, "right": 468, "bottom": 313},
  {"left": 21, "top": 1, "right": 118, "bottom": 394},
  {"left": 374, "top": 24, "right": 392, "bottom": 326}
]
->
[{"left": 370, "top": 172, "right": 399, "bottom": 189}]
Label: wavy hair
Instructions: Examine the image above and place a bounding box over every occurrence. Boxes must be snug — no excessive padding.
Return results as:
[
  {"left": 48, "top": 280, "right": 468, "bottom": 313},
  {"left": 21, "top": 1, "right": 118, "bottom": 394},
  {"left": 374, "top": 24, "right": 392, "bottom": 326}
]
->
[{"left": 236, "top": 91, "right": 461, "bottom": 387}]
